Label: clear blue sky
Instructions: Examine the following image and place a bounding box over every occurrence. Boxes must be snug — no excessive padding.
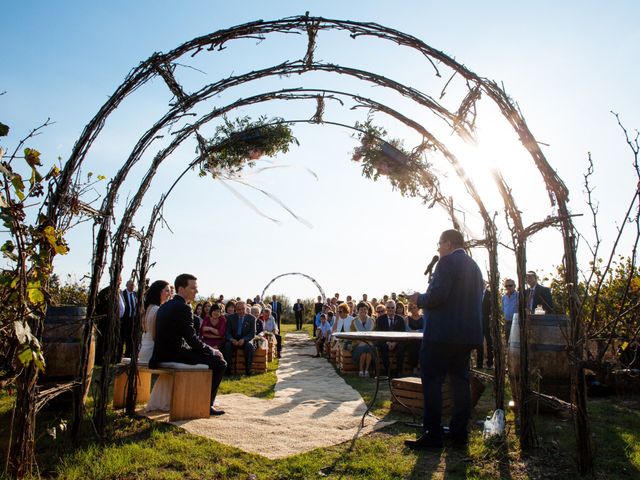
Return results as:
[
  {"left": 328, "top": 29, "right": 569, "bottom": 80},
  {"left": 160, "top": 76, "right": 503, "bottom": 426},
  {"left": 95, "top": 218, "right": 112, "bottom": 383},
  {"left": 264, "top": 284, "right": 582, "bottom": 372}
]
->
[{"left": 2, "top": 1, "right": 639, "bottom": 301}]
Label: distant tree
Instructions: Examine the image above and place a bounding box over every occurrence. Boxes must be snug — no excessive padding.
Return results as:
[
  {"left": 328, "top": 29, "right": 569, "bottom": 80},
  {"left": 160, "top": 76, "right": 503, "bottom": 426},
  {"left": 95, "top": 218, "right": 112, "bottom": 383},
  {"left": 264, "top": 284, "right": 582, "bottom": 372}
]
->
[{"left": 49, "top": 274, "right": 89, "bottom": 306}]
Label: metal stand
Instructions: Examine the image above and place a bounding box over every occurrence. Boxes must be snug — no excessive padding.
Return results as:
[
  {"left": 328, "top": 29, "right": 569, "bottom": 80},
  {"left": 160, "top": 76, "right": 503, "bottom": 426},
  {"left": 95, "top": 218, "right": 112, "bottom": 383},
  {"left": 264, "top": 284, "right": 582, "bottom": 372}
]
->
[{"left": 359, "top": 341, "right": 423, "bottom": 428}]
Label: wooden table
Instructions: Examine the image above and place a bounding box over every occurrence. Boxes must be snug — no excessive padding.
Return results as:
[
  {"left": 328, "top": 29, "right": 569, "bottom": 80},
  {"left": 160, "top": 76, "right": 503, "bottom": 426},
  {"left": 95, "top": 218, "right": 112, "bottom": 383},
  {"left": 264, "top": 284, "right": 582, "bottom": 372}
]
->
[{"left": 332, "top": 331, "right": 423, "bottom": 425}]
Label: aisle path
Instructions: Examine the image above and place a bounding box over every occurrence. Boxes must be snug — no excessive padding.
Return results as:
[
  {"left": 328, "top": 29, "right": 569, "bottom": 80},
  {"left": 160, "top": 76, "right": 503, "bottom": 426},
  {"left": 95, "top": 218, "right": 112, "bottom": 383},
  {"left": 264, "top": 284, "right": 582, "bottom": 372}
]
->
[{"left": 152, "top": 332, "right": 393, "bottom": 459}]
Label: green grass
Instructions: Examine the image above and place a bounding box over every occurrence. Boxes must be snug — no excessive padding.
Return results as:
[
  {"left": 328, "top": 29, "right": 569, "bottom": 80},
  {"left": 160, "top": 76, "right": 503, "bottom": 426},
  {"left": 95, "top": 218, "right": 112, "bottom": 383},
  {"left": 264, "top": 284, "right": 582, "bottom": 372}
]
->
[
  {"left": 2, "top": 333, "right": 639, "bottom": 479},
  {"left": 218, "top": 358, "right": 279, "bottom": 399}
]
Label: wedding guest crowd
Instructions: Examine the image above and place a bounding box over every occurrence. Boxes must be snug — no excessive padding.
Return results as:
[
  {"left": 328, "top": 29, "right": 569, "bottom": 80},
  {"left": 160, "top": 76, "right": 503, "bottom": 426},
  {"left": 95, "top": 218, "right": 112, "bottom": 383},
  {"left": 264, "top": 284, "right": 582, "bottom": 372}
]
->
[{"left": 102, "top": 257, "right": 554, "bottom": 430}]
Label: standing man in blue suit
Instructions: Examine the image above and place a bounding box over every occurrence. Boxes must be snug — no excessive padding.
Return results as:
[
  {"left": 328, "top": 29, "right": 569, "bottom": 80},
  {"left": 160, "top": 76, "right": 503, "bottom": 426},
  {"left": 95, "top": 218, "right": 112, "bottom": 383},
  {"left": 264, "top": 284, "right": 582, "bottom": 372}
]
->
[{"left": 406, "top": 229, "right": 484, "bottom": 449}]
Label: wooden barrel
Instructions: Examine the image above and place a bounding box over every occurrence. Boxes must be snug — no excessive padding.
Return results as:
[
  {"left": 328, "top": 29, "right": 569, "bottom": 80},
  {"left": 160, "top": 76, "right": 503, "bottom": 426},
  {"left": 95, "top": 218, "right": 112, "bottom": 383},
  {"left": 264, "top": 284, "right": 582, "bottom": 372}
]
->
[
  {"left": 40, "top": 305, "right": 95, "bottom": 404},
  {"left": 508, "top": 313, "right": 570, "bottom": 401}
]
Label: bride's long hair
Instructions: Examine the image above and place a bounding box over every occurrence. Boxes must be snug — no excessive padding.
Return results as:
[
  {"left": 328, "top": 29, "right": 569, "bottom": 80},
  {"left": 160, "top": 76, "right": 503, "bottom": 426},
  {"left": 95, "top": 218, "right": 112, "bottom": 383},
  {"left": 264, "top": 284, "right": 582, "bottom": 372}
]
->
[{"left": 144, "top": 280, "right": 170, "bottom": 309}]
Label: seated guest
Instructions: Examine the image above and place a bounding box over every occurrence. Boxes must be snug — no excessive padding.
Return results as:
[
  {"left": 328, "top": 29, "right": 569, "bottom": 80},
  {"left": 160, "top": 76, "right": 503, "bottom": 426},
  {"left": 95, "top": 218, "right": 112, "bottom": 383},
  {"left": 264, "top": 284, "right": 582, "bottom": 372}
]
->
[
  {"left": 223, "top": 300, "right": 256, "bottom": 375},
  {"left": 331, "top": 303, "right": 354, "bottom": 351},
  {"left": 396, "top": 301, "right": 407, "bottom": 319},
  {"left": 370, "top": 298, "right": 379, "bottom": 311},
  {"left": 262, "top": 307, "right": 282, "bottom": 358},
  {"left": 251, "top": 305, "right": 264, "bottom": 334},
  {"left": 315, "top": 313, "right": 332, "bottom": 357},
  {"left": 327, "top": 310, "right": 335, "bottom": 328},
  {"left": 332, "top": 303, "right": 353, "bottom": 335},
  {"left": 346, "top": 300, "right": 355, "bottom": 316},
  {"left": 200, "top": 303, "right": 226, "bottom": 349},
  {"left": 351, "top": 302, "right": 375, "bottom": 377},
  {"left": 149, "top": 273, "right": 226, "bottom": 416},
  {"left": 202, "top": 302, "right": 212, "bottom": 322},
  {"left": 405, "top": 302, "right": 424, "bottom": 374},
  {"left": 193, "top": 302, "right": 204, "bottom": 335},
  {"left": 375, "top": 300, "right": 407, "bottom": 377},
  {"left": 315, "top": 304, "right": 330, "bottom": 337},
  {"left": 225, "top": 300, "right": 236, "bottom": 316}
]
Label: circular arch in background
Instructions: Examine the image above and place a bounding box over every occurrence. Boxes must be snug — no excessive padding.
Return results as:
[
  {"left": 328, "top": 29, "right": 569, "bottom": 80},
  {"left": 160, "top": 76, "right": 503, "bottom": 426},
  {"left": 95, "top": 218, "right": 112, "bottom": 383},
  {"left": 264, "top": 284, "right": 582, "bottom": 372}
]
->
[{"left": 261, "top": 272, "right": 326, "bottom": 304}]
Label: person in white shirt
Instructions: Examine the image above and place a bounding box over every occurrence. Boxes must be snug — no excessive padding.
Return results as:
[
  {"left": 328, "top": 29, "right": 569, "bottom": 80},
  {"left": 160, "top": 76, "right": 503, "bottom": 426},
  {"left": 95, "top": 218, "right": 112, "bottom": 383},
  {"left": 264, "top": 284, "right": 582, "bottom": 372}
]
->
[
  {"left": 331, "top": 303, "right": 353, "bottom": 349},
  {"left": 315, "top": 314, "right": 332, "bottom": 357},
  {"left": 262, "top": 307, "right": 282, "bottom": 358}
]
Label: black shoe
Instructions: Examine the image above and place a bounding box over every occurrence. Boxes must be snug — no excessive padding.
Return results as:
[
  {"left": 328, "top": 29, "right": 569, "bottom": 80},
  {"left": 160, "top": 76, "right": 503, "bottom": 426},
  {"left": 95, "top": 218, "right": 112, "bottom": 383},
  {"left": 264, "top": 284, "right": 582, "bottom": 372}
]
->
[
  {"left": 209, "top": 407, "right": 225, "bottom": 416},
  {"left": 404, "top": 433, "right": 443, "bottom": 449}
]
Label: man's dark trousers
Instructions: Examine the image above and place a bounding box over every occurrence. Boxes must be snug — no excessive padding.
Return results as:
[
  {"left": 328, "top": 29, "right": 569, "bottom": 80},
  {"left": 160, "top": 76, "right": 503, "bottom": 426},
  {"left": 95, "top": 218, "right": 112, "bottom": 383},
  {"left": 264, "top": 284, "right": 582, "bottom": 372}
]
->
[{"left": 420, "top": 341, "right": 473, "bottom": 443}]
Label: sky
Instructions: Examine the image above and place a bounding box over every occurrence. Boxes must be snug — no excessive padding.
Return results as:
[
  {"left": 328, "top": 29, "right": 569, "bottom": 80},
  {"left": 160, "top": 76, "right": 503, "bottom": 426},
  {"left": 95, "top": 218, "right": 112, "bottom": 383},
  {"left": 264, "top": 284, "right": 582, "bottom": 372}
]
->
[{"left": 2, "top": 1, "right": 639, "bottom": 302}]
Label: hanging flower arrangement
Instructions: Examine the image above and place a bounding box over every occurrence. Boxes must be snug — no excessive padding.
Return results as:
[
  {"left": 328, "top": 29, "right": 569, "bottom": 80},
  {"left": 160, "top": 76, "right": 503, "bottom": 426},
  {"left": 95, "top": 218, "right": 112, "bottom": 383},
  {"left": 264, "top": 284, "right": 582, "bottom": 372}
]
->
[
  {"left": 351, "top": 117, "right": 441, "bottom": 204},
  {"left": 200, "top": 115, "right": 299, "bottom": 178}
]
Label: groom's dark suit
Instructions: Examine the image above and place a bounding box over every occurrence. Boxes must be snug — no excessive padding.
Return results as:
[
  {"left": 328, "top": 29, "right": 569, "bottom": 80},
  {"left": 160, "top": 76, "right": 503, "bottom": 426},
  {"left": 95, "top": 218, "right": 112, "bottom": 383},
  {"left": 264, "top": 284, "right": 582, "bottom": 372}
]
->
[{"left": 149, "top": 295, "right": 227, "bottom": 406}]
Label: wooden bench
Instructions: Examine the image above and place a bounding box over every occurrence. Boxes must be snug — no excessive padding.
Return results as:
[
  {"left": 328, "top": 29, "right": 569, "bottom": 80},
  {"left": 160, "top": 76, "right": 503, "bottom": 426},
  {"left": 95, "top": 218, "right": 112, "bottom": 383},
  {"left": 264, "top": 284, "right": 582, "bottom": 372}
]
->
[
  {"left": 265, "top": 334, "right": 277, "bottom": 362},
  {"left": 324, "top": 337, "right": 331, "bottom": 358},
  {"left": 338, "top": 345, "right": 359, "bottom": 375},
  {"left": 230, "top": 346, "right": 268, "bottom": 375},
  {"left": 329, "top": 340, "right": 339, "bottom": 365},
  {"left": 113, "top": 361, "right": 212, "bottom": 421}
]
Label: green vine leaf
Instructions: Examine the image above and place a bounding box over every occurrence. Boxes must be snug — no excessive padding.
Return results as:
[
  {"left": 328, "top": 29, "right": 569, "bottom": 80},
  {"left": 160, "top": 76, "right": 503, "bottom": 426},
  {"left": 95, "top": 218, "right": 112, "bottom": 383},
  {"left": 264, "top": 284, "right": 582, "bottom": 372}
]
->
[
  {"left": 28, "top": 280, "right": 45, "bottom": 305},
  {"left": 46, "top": 165, "right": 61, "bottom": 179},
  {"left": 43, "top": 225, "right": 69, "bottom": 255},
  {"left": 24, "top": 148, "right": 42, "bottom": 168},
  {"left": 11, "top": 175, "right": 25, "bottom": 201},
  {"left": 1, "top": 240, "right": 17, "bottom": 261}
]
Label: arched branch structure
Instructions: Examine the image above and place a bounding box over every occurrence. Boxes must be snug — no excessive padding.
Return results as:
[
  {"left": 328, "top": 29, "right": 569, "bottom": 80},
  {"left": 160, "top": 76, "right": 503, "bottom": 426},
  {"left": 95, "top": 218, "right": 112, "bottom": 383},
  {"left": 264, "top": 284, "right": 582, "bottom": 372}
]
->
[
  {"left": 261, "top": 273, "right": 327, "bottom": 304},
  {"left": 45, "top": 14, "right": 590, "bottom": 473}
]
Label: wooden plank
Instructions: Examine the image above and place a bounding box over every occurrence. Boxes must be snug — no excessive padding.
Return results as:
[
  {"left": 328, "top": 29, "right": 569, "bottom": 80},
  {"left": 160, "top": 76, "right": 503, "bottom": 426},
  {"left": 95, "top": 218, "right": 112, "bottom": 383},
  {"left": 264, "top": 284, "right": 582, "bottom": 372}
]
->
[
  {"left": 392, "top": 397, "right": 424, "bottom": 409},
  {"left": 170, "top": 370, "right": 212, "bottom": 421},
  {"left": 112, "top": 370, "right": 152, "bottom": 409},
  {"left": 393, "top": 389, "right": 423, "bottom": 399},
  {"left": 391, "top": 376, "right": 422, "bottom": 392}
]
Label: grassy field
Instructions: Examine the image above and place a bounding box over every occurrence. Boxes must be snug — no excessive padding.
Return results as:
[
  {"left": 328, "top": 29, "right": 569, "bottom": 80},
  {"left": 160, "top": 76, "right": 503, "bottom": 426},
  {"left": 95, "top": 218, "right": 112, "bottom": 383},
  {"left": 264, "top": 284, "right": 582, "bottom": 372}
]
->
[{"left": 0, "top": 324, "right": 638, "bottom": 479}]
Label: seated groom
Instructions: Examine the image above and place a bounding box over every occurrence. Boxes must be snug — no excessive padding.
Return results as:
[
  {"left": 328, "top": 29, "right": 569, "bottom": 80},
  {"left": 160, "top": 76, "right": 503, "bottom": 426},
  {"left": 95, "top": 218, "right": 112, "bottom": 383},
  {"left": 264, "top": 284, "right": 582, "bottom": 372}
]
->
[
  {"left": 149, "top": 273, "right": 227, "bottom": 416},
  {"left": 223, "top": 300, "right": 256, "bottom": 375}
]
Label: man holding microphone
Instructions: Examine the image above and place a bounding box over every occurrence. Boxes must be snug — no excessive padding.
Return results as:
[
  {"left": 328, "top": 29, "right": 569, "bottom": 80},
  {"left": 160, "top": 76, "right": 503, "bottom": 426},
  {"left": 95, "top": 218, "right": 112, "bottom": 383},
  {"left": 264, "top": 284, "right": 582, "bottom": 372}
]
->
[{"left": 406, "top": 229, "right": 484, "bottom": 449}]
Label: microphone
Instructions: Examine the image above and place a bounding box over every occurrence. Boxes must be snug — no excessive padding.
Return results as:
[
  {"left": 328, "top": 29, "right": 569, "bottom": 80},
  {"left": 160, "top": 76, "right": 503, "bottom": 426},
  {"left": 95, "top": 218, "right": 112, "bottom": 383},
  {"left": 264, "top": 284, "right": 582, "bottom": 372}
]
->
[{"left": 424, "top": 255, "right": 439, "bottom": 276}]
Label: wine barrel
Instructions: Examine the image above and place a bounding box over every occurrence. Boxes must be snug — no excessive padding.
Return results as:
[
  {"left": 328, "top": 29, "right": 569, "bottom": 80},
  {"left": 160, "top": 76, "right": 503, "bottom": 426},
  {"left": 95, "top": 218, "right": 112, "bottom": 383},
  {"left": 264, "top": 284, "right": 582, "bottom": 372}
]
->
[
  {"left": 40, "top": 305, "right": 95, "bottom": 405},
  {"left": 508, "top": 313, "right": 570, "bottom": 402}
]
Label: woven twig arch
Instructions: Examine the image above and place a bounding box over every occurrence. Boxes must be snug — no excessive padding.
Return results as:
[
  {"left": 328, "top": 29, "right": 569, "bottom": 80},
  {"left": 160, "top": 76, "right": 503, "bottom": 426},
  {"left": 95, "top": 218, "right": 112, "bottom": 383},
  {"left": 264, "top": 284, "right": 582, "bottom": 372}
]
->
[
  {"left": 46, "top": 15, "right": 590, "bottom": 473},
  {"left": 261, "top": 273, "right": 327, "bottom": 304}
]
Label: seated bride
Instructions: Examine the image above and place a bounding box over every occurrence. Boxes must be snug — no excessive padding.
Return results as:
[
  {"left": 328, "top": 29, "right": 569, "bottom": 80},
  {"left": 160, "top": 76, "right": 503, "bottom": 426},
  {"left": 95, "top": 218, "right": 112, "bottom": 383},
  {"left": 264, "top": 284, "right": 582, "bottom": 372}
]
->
[{"left": 138, "top": 279, "right": 172, "bottom": 412}]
